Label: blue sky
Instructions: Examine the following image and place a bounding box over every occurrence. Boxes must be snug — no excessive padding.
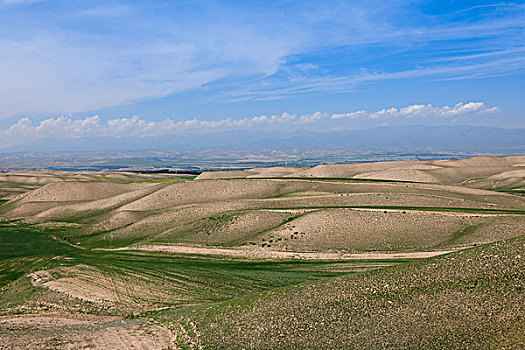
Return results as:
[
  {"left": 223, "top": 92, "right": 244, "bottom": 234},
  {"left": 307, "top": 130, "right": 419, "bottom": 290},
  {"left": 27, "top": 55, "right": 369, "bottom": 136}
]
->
[{"left": 0, "top": 0, "right": 523, "bottom": 140}]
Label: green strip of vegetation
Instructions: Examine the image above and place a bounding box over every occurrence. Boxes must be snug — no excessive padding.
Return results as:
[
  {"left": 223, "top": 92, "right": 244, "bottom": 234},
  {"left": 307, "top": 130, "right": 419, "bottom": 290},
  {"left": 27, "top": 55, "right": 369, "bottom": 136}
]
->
[
  {"left": 52, "top": 175, "right": 88, "bottom": 180},
  {"left": 117, "top": 178, "right": 192, "bottom": 183},
  {"left": 206, "top": 177, "right": 419, "bottom": 184},
  {"left": 496, "top": 189, "right": 525, "bottom": 196},
  {"left": 85, "top": 175, "right": 192, "bottom": 183},
  {"left": 437, "top": 224, "right": 481, "bottom": 248},
  {"left": 0, "top": 183, "right": 40, "bottom": 189},
  {"left": 276, "top": 177, "right": 418, "bottom": 183},
  {"left": 51, "top": 174, "right": 193, "bottom": 183},
  {"left": 258, "top": 205, "right": 525, "bottom": 215}
]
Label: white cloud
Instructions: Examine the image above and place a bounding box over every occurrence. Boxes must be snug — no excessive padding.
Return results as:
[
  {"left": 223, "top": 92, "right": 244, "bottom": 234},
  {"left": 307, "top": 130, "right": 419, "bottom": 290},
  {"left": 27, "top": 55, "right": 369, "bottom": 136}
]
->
[
  {"left": 0, "top": 102, "right": 500, "bottom": 149},
  {"left": 340, "top": 102, "right": 501, "bottom": 120},
  {"left": 330, "top": 111, "right": 367, "bottom": 120}
]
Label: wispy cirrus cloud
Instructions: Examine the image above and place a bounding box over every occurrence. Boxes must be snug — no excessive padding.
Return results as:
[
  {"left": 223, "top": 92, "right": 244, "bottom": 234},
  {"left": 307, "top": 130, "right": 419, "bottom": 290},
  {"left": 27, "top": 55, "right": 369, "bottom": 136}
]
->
[
  {"left": 0, "top": 102, "right": 500, "bottom": 148},
  {"left": 0, "top": 1, "right": 522, "bottom": 118},
  {"left": 224, "top": 55, "right": 525, "bottom": 102}
]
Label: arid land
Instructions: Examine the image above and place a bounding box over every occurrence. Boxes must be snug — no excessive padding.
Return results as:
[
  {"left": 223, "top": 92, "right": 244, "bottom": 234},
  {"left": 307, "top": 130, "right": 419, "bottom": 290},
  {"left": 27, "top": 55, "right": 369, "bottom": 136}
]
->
[{"left": 0, "top": 156, "right": 524, "bottom": 349}]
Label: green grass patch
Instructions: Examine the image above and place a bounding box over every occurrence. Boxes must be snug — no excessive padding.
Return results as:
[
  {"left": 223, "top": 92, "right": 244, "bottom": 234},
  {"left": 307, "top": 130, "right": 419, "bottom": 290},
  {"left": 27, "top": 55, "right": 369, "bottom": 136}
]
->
[
  {"left": 0, "top": 225, "right": 77, "bottom": 260},
  {"left": 437, "top": 224, "right": 481, "bottom": 248},
  {"left": 0, "top": 256, "right": 49, "bottom": 288},
  {"left": 0, "top": 225, "right": 78, "bottom": 287}
]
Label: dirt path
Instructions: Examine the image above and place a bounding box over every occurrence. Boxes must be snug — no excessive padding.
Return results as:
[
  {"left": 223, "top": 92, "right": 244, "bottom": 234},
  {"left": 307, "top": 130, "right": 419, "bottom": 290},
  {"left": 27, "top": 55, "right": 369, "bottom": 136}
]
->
[{"left": 100, "top": 245, "right": 455, "bottom": 260}]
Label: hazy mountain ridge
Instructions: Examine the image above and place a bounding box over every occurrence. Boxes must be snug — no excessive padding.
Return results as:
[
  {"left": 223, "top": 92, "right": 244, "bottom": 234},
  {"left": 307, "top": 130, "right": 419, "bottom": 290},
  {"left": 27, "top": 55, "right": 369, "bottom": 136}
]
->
[{"left": 2, "top": 125, "right": 524, "bottom": 153}]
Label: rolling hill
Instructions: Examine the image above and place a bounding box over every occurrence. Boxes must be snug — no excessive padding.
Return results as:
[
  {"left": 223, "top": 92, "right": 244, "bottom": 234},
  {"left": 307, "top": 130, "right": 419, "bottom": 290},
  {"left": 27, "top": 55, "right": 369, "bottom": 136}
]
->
[{"left": 1, "top": 155, "right": 524, "bottom": 348}]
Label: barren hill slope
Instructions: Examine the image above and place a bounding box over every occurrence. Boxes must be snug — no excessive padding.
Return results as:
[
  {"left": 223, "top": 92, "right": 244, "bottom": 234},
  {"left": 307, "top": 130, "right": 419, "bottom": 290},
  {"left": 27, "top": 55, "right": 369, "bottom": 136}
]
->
[
  {"left": 196, "top": 155, "right": 525, "bottom": 191},
  {"left": 2, "top": 156, "right": 525, "bottom": 252}
]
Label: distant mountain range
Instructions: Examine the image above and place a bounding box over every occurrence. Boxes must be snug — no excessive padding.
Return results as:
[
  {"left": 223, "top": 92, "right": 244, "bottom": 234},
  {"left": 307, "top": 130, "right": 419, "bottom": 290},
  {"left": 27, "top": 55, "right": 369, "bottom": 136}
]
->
[{"left": 2, "top": 125, "right": 525, "bottom": 154}]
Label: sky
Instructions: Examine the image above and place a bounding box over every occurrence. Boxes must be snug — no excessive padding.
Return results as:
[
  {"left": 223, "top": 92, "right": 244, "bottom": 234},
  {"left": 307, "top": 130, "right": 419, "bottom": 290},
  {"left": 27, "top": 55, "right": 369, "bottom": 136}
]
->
[{"left": 0, "top": 0, "right": 524, "bottom": 148}]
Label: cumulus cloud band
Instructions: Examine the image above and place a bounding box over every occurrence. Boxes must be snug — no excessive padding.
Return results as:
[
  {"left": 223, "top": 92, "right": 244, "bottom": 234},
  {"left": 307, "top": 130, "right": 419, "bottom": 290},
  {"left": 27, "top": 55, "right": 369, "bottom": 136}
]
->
[{"left": 0, "top": 102, "right": 499, "bottom": 148}]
